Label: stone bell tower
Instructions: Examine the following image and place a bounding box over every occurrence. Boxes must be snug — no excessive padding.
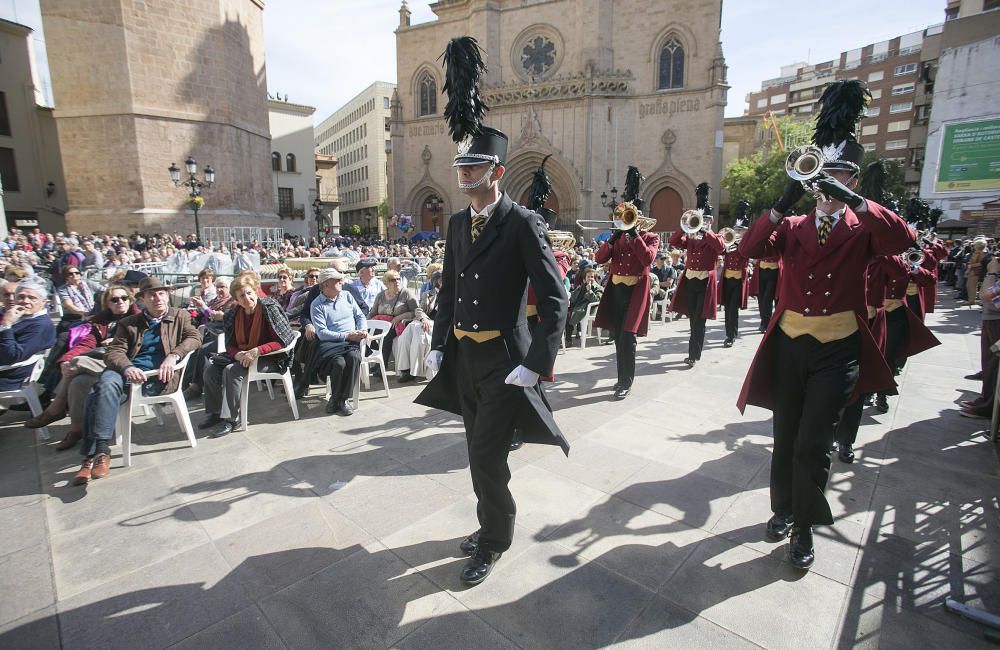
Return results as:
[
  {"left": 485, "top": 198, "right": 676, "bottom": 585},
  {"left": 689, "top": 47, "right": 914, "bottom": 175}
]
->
[{"left": 40, "top": 0, "right": 279, "bottom": 234}]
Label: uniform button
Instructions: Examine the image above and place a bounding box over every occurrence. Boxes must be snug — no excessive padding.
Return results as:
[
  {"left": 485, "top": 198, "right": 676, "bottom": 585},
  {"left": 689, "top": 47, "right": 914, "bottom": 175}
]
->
[
  {"left": 472, "top": 323, "right": 479, "bottom": 330},
  {"left": 808, "top": 274, "right": 814, "bottom": 280},
  {"left": 474, "top": 273, "right": 479, "bottom": 279},
  {"left": 804, "top": 308, "right": 811, "bottom": 314},
  {"left": 806, "top": 291, "right": 812, "bottom": 295},
  {"left": 473, "top": 299, "right": 478, "bottom": 305},
  {"left": 460, "top": 273, "right": 465, "bottom": 278},
  {"left": 457, "top": 322, "right": 462, "bottom": 327},
  {"left": 827, "top": 273, "right": 833, "bottom": 278},
  {"left": 458, "top": 298, "right": 462, "bottom": 302},
  {"left": 825, "top": 291, "right": 831, "bottom": 296}
]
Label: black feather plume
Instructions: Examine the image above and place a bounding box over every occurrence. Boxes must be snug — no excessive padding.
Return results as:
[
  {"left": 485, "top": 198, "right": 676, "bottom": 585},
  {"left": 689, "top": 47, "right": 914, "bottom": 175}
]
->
[
  {"left": 813, "top": 80, "right": 871, "bottom": 148},
  {"left": 440, "top": 37, "right": 489, "bottom": 143},
  {"left": 858, "top": 159, "right": 888, "bottom": 203},
  {"left": 622, "top": 166, "right": 644, "bottom": 207},
  {"left": 529, "top": 155, "right": 553, "bottom": 213}
]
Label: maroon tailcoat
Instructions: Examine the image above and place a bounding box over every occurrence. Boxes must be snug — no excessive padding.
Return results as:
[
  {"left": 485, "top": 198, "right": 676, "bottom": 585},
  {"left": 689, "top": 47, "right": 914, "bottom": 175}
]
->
[
  {"left": 736, "top": 203, "right": 915, "bottom": 413},
  {"left": 716, "top": 248, "right": 750, "bottom": 310},
  {"left": 593, "top": 231, "right": 660, "bottom": 336},
  {"left": 865, "top": 261, "right": 888, "bottom": 354},
  {"left": 748, "top": 255, "right": 781, "bottom": 299},
  {"left": 919, "top": 240, "right": 948, "bottom": 314},
  {"left": 881, "top": 255, "right": 941, "bottom": 358},
  {"left": 668, "top": 230, "right": 725, "bottom": 320}
]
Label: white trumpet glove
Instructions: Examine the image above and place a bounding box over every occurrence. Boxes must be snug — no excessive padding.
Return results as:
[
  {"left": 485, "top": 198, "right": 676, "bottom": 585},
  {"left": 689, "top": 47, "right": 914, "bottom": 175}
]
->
[
  {"left": 425, "top": 350, "right": 443, "bottom": 372},
  {"left": 505, "top": 365, "right": 540, "bottom": 387}
]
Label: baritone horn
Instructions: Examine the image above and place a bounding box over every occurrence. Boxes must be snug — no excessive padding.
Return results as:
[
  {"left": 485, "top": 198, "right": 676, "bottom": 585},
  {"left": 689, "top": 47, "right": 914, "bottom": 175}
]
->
[
  {"left": 575, "top": 201, "right": 657, "bottom": 232},
  {"left": 547, "top": 230, "right": 577, "bottom": 252},
  {"left": 785, "top": 145, "right": 829, "bottom": 201},
  {"left": 719, "top": 227, "right": 740, "bottom": 251},
  {"left": 680, "top": 209, "right": 706, "bottom": 236},
  {"left": 904, "top": 249, "right": 925, "bottom": 266}
]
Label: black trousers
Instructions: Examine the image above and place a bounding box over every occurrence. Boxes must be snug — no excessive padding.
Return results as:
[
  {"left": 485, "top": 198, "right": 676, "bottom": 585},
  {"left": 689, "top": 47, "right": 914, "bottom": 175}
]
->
[
  {"left": 456, "top": 337, "right": 518, "bottom": 552},
  {"left": 315, "top": 341, "right": 362, "bottom": 403},
  {"left": 884, "top": 308, "right": 908, "bottom": 374},
  {"left": 834, "top": 317, "right": 877, "bottom": 447},
  {"left": 606, "top": 282, "right": 637, "bottom": 389},
  {"left": 771, "top": 329, "right": 860, "bottom": 527},
  {"left": 722, "top": 277, "right": 742, "bottom": 339},
  {"left": 685, "top": 277, "right": 708, "bottom": 360},
  {"left": 757, "top": 268, "right": 779, "bottom": 328},
  {"left": 906, "top": 294, "right": 922, "bottom": 321}
]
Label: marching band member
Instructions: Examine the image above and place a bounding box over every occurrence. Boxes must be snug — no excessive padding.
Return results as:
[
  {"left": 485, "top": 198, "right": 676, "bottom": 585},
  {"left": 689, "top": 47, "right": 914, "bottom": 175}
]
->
[
  {"left": 415, "top": 37, "right": 569, "bottom": 586},
  {"left": 717, "top": 234, "right": 750, "bottom": 347},
  {"left": 593, "top": 167, "right": 660, "bottom": 399},
  {"left": 737, "top": 80, "right": 915, "bottom": 571},
  {"left": 668, "top": 215, "right": 724, "bottom": 366},
  {"left": 749, "top": 254, "right": 781, "bottom": 332},
  {"left": 879, "top": 253, "right": 940, "bottom": 389},
  {"left": 919, "top": 234, "right": 949, "bottom": 317}
]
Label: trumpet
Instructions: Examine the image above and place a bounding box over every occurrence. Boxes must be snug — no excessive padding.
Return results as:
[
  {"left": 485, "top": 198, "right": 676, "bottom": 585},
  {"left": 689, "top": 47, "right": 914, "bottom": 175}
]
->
[
  {"left": 719, "top": 227, "right": 740, "bottom": 251},
  {"left": 576, "top": 201, "right": 657, "bottom": 232},
  {"left": 904, "top": 249, "right": 925, "bottom": 266},
  {"left": 680, "top": 209, "right": 707, "bottom": 237},
  {"left": 785, "top": 145, "right": 830, "bottom": 201}
]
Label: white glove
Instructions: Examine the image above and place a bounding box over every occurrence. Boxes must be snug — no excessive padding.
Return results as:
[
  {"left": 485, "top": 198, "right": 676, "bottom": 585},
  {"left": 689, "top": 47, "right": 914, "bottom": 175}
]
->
[
  {"left": 504, "top": 364, "right": 540, "bottom": 387},
  {"left": 425, "top": 350, "right": 443, "bottom": 372}
]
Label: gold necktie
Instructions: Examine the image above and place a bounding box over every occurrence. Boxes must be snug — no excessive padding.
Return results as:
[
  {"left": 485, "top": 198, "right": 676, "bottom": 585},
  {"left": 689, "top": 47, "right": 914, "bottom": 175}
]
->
[
  {"left": 471, "top": 215, "right": 487, "bottom": 242},
  {"left": 817, "top": 215, "right": 833, "bottom": 247}
]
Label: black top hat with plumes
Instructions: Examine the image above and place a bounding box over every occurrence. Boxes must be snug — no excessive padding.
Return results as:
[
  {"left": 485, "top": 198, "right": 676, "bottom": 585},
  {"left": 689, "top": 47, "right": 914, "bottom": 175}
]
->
[
  {"left": 813, "top": 80, "right": 871, "bottom": 175},
  {"left": 622, "top": 166, "right": 645, "bottom": 212},
  {"left": 529, "top": 155, "right": 557, "bottom": 227},
  {"left": 441, "top": 36, "right": 508, "bottom": 167}
]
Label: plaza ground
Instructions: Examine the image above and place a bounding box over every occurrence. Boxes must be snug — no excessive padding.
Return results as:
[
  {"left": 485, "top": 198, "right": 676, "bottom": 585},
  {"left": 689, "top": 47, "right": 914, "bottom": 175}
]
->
[{"left": 0, "top": 290, "right": 997, "bottom": 648}]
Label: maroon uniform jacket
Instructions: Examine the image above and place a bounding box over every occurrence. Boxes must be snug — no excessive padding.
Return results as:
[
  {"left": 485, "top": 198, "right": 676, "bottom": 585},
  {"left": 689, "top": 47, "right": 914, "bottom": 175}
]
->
[
  {"left": 593, "top": 231, "right": 660, "bottom": 336},
  {"left": 880, "top": 255, "right": 940, "bottom": 358},
  {"left": 736, "top": 203, "right": 915, "bottom": 413},
  {"left": 865, "top": 261, "right": 888, "bottom": 354},
  {"left": 716, "top": 248, "right": 750, "bottom": 310},
  {"left": 667, "top": 230, "right": 725, "bottom": 319},
  {"left": 919, "top": 240, "right": 948, "bottom": 314},
  {"left": 748, "top": 255, "right": 781, "bottom": 299}
]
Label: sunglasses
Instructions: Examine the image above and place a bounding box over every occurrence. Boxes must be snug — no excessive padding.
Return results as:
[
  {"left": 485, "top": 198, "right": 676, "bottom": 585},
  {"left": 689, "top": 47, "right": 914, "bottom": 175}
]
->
[
  {"left": 307, "top": 274, "right": 319, "bottom": 279},
  {"left": 109, "top": 295, "right": 130, "bottom": 303},
  {"left": 67, "top": 271, "right": 80, "bottom": 276}
]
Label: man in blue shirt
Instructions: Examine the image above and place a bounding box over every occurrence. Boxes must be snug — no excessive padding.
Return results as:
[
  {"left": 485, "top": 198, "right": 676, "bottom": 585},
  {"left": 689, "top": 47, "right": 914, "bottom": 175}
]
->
[
  {"left": 0, "top": 279, "right": 57, "bottom": 395},
  {"left": 311, "top": 268, "right": 367, "bottom": 415},
  {"left": 352, "top": 258, "right": 385, "bottom": 309}
]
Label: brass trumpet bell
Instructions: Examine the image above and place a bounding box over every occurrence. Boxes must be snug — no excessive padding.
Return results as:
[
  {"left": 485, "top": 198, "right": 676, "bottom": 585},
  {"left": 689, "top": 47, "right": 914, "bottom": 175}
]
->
[
  {"left": 680, "top": 209, "right": 706, "bottom": 235},
  {"left": 719, "top": 227, "right": 741, "bottom": 251},
  {"left": 785, "top": 145, "right": 826, "bottom": 182},
  {"left": 904, "top": 249, "right": 925, "bottom": 266},
  {"left": 612, "top": 201, "right": 657, "bottom": 232}
]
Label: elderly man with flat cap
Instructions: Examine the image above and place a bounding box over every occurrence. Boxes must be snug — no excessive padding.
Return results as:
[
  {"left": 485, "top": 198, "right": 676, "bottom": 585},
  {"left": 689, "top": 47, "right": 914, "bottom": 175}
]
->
[
  {"left": 352, "top": 258, "right": 385, "bottom": 310},
  {"left": 311, "top": 267, "right": 368, "bottom": 415}
]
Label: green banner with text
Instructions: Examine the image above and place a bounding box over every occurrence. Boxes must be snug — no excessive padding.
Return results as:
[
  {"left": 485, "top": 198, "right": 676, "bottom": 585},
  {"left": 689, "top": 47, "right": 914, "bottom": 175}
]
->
[{"left": 935, "top": 119, "right": 1000, "bottom": 192}]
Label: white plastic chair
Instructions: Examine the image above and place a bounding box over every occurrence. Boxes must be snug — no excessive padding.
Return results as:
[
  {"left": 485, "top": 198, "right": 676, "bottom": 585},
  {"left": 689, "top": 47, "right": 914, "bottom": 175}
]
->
[
  {"left": 352, "top": 321, "right": 391, "bottom": 409},
  {"left": 580, "top": 302, "right": 603, "bottom": 349},
  {"left": 115, "top": 352, "right": 195, "bottom": 468},
  {"left": 238, "top": 330, "right": 301, "bottom": 430},
  {"left": 650, "top": 296, "right": 668, "bottom": 323},
  {"left": 0, "top": 351, "right": 51, "bottom": 441}
]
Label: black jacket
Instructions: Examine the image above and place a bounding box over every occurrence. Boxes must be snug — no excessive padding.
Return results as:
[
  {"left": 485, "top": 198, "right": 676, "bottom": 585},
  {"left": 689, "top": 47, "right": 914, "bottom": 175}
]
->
[{"left": 416, "top": 193, "right": 569, "bottom": 453}]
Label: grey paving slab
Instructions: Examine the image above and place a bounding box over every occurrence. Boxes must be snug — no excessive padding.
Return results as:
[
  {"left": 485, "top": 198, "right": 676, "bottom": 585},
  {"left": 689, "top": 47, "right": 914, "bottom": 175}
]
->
[
  {"left": 395, "top": 606, "right": 518, "bottom": 649},
  {"left": 835, "top": 593, "right": 994, "bottom": 650},
  {"left": 615, "top": 595, "right": 762, "bottom": 648},
  {"left": 531, "top": 437, "right": 651, "bottom": 494},
  {"left": 0, "top": 543, "right": 55, "bottom": 627},
  {"left": 168, "top": 605, "right": 287, "bottom": 650},
  {"left": 0, "top": 606, "right": 60, "bottom": 650},
  {"left": 0, "top": 496, "right": 48, "bottom": 556}
]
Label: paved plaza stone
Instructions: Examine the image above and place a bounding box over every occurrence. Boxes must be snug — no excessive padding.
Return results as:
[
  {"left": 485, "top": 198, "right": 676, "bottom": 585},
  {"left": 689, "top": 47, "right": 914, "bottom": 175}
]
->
[{"left": 0, "top": 292, "right": 997, "bottom": 648}]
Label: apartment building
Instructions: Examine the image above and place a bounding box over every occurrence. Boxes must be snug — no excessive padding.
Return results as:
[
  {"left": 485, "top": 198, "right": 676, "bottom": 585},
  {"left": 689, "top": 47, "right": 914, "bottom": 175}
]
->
[{"left": 314, "top": 81, "right": 395, "bottom": 235}]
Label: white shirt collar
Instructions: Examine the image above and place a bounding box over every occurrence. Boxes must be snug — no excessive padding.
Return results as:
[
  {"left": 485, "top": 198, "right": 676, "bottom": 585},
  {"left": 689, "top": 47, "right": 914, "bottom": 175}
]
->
[
  {"left": 470, "top": 194, "right": 502, "bottom": 219},
  {"left": 815, "top": 208, "right": 844, "bottom": 225}
]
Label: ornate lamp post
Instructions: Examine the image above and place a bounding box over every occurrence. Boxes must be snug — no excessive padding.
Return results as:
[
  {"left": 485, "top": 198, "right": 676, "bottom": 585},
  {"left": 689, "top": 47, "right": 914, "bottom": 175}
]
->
[
  {"left": 425, "top": 195, "right": 442, "bottom": 232},
  {"left": 312, "top": 197, "right": 325, "bottom": 236},
  {"left": 600, "top": 186, "right": 619, "bottom": 214},
  {"left": 365, "top": 213, "right": 373, "bottom": 236},
  {"left": 168, "top": 156, "right": 215, "bottom": 242}
]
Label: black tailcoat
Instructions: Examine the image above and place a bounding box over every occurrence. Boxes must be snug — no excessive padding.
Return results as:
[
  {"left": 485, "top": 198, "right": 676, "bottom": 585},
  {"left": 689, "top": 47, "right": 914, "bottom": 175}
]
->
[{"left": 415, "top": 193, "right": 570, "bottom": 454}]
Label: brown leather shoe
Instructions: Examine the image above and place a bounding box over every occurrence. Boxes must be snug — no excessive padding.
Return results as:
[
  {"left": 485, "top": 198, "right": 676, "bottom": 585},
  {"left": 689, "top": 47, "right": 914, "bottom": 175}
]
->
[
  {"left": 25, "top": 408, "right": 66, "bottom": 429},
  {"left": 73, "top": 457, "right": 94, "bottom": 486},
  {"left": 91, "top": 453, "right": 111, "bottom": 480},
  {"left": 55, "top": 429, "right": 82, "bottom": 452}
]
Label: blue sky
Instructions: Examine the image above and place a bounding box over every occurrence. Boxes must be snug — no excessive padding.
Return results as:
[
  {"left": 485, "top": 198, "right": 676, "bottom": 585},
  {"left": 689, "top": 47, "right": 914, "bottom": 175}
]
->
[{"left": 3, "top": 0, "right": 948, "bottom": 121}]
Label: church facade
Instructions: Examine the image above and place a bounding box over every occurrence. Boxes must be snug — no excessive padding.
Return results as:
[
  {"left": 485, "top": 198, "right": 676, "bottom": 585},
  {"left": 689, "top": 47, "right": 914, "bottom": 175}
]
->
[{"left": 391, "top": 0, "right": 727, "bottom": 236}]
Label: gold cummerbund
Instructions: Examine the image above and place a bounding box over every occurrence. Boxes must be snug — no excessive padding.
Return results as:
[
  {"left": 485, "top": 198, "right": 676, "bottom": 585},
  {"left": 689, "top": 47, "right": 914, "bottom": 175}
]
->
[
  {"left": 525, "top": 305, "right": 538, "bottom": 317},
  {"left": 612, "top": 274, "right": 640, "bottom": 286},
  {"left": 685, "top": 270, "right": 710, "bottom": 280},
  {"left": 884, "top": 298, "right": 904, "bottom": 312},
  {"left": 724, "top": 269, "right": 744, "bottom": 279},
  {"left": 778, "top": 309, "right": 858, "bottom": 343},
  {"left": 759, "top": 261, "right": 780, "bottom": 270},
  {"left": 867, "top": 305, "right": 878, "bottom": 320},
  {"left": 906, "top": 282, "right": 919, "bottom": 296},
  {"left": 453, "top": 327, "right": 502, "bottom": 343}
]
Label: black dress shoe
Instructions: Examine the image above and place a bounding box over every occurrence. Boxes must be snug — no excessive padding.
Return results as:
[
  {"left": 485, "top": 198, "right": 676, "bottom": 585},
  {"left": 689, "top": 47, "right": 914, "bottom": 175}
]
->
[
  {"left": 789, "top": 526, "right": 815, "bottom": 570},
  {"left": 613, "top": 386, "right": 631, "bottom": 400},
  {"left": 863, "top": 393, "right": 875, "bottom": 407},
  {"left": 838, "top": 443, "right": 855, "bottom": 464},
  {"left": 684, "top": 358, "right": 695, "bottom": 368},
  {"left": 965, "top": 371, "right": 983, "bottom": 380},
  {"left": 198, "top": 414, "right": 222, "bottom": 430},
  {"left": 397, "top": 371, "right": 415, "bottom": 383},
  {"left": 325, "top": 397, "right": 339, "bottom": 414},
  {"left": 612, "top": 383, "right": 620, "bottom": 393},
  {"left": 337, "top": 401, "right": 354, "bottom": 416},
  {"left": 460, "top": 548, "right": 502, "bottom": 585},
  {"left": 459, "top": 531, "right": 480, "bottom": 556},
  {"left": 210, "top": 420, "right": 237, "bottom": 438},
  {"left": 723, "top": 338, "right": 734, "bottom": 348},
  {"left": 758, "top": 326, "right": 767, "bottom": 333},
  {"left": 765, "top": 513, "right": 795, "bottom": 542},
  {"left": 875, "top": 394, "right": 889, "bottom": 413}
]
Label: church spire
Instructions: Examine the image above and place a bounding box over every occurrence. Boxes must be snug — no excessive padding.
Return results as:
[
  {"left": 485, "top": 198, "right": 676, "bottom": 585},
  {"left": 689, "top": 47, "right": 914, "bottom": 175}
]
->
[{"left": 399, "top": 0, "right": 411, "bottom": 27}]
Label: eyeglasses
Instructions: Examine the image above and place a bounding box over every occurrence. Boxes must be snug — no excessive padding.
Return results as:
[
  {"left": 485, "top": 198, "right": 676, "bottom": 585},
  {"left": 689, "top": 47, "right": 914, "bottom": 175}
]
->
[
  {"left": 109, "top": 296, "right": 130, "bottom": 303},
  {"left": 67, "top": 271, "right": 80, "bottom": 276},
  {"left": 307, "top": 274, "right": 319, "bottom": 279}
]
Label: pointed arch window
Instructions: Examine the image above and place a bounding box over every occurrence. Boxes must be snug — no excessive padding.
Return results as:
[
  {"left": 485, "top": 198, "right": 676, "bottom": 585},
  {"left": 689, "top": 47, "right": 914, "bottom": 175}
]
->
[
  {"left": 271, "top": 152, "right": 281, "bottom": 171},
  {"left": 418, "top": 72, "right": 437, "bottom": 116},
  {"left": 286, "top": 153, "right": 296, "bottom": 173},
  {"left": 658, "top": 37, "right": 685, "bottom": 90}
]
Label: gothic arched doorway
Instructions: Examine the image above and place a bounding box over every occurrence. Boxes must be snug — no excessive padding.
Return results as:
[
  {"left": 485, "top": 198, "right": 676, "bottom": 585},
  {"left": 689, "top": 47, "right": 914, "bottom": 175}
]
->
[
  {"left": 419, "top": 194, "right": 445, "bottom": 234},
  {"left": 649, "top": 187, "right": 683, "bottom": 233},
  {"left": 517, "top": 188, "right": 561, "bottom": 221}
]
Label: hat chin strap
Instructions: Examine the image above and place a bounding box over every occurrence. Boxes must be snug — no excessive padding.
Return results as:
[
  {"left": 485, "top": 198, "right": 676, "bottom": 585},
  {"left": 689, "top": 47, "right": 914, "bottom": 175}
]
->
[{"left": 458, "top": 162, "right": 495, "bottom": 190}]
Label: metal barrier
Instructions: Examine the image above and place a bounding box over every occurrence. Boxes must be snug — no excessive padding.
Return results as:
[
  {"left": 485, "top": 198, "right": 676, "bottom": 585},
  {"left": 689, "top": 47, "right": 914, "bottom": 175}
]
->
[{"left": 202, "top": 227, "right": 285, "bottom": 249}]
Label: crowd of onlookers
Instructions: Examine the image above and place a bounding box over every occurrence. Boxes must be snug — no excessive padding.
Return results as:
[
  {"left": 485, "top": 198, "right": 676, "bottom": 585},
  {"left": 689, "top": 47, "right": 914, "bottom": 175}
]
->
[{"left": 1, "top": 225, "right": 995, "bottom": 487}]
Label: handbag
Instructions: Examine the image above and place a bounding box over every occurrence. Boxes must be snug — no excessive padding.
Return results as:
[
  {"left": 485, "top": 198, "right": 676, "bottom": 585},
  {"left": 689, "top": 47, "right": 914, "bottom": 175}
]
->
[
  {"left": 209, "top": 353, "right": 233, "bottom": 367},
  {"left": 70, "top": 355, "right": 107, "bottom": 377}
]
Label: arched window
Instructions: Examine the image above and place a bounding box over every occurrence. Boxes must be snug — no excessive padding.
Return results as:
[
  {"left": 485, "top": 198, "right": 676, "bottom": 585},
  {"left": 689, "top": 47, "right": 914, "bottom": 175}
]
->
[
  {"left": 418, "top": 72, "right": 437, "bottom": 116},
  {"left": 286, "top": 153, "right": 296, "bottom": 173},
  {"left": 658, "top": 37, "right": 685, "bottom": 90},
  {"left": 271, "top": 152, "right": 281, "bottom": 171}
]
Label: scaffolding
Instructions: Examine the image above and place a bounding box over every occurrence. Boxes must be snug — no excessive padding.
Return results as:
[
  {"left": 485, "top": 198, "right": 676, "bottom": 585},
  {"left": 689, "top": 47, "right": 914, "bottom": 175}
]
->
[{"left": 201, "top": 227, "right": 286, "bottom": 249}]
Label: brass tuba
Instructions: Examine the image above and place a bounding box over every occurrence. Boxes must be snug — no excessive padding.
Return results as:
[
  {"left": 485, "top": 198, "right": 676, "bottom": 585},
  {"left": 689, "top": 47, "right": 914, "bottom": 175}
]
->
[
  {"left": 680, "top": 209, "right": 706, "bottom": 236},
  {"left": 547, "top": 230, "right": 577, "bottom": 252},
  {"left": 719, "top": 227, "right": 740, "bottom": 252}
]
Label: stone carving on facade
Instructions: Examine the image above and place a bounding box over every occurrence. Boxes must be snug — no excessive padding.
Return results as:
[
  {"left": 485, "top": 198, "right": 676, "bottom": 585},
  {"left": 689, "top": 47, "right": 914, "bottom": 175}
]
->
[{"left": 483, "top": 68, "right": 633, "bottom": 107}]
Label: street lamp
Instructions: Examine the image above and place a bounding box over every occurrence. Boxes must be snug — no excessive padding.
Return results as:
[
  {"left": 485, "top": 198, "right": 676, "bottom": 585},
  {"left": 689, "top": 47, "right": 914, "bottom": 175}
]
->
[
  {"left": 168, "top": 155, "right": 215, "bottom": 242},
  {"left": 365, "top": 213, "right": 373, "bottom": 236},
  {"left": 312, "top": 197, "right": 325, "bottom": 235},
  {"left": 600, "top": 186, "right": 619, "bottom": 211}
]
